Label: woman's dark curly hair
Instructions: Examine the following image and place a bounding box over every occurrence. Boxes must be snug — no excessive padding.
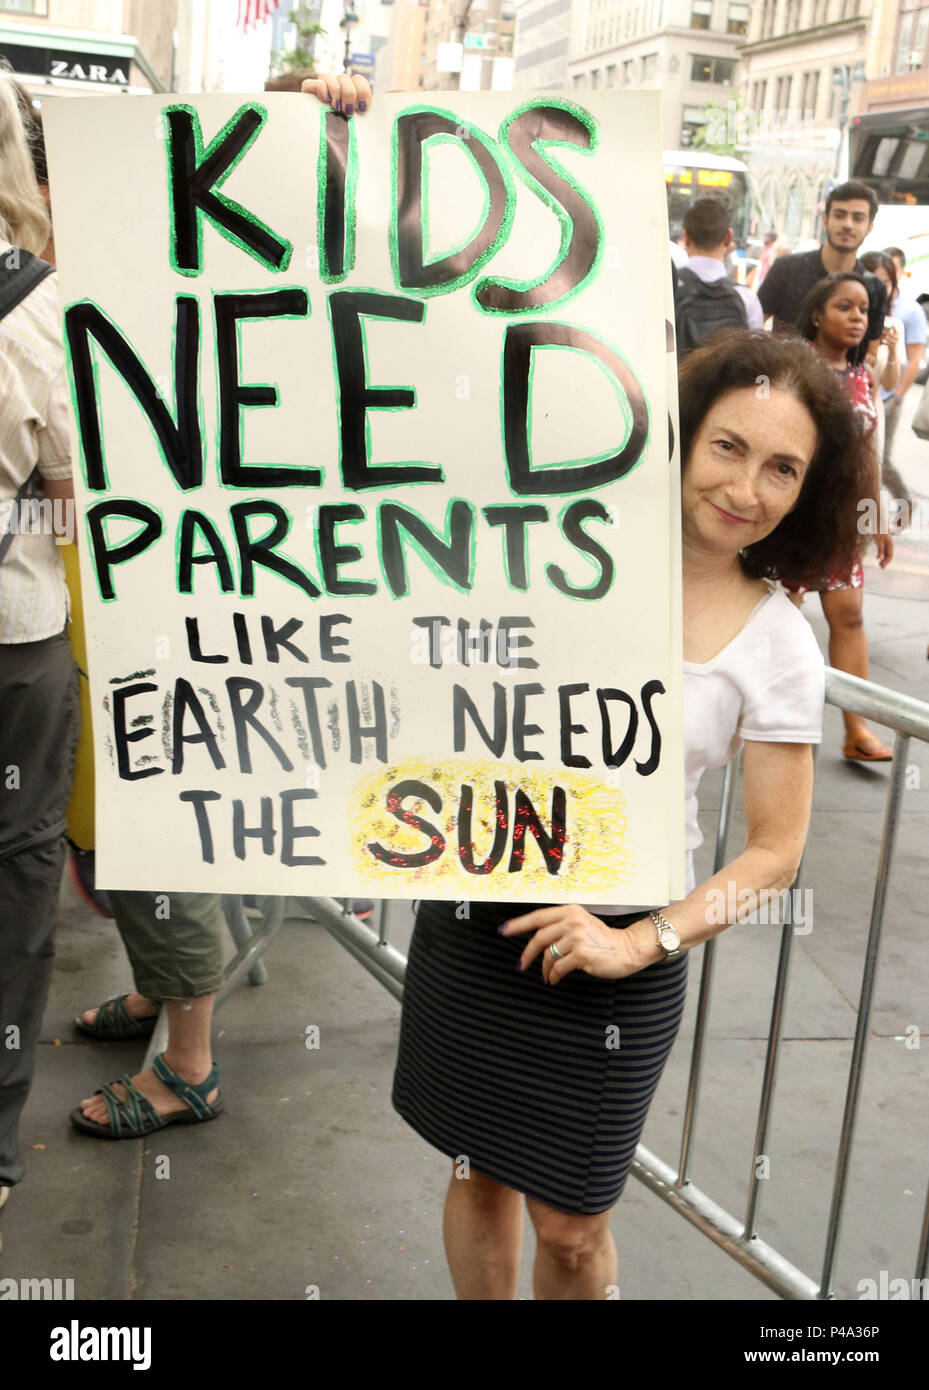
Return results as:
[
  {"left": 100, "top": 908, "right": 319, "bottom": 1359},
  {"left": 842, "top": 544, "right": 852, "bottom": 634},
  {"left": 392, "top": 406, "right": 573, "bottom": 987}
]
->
[
  {"left": 677, "top": 329, "right": 870, "bottom": 588},
  {"left": 795, "top": 271, "right": 870, "bottom": 348}
]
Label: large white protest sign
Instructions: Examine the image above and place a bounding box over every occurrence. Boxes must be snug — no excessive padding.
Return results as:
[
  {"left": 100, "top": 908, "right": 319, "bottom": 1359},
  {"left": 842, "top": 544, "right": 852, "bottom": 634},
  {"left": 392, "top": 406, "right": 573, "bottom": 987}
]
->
[{"left": 43, "top": 92, "right": 684, "bottom": 902}]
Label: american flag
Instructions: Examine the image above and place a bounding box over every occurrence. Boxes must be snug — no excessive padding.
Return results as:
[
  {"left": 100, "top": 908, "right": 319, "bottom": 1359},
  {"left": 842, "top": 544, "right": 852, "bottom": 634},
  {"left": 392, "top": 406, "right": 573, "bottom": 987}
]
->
[{"left": 237, "top": 0, "right": 279, "bottom": 30}]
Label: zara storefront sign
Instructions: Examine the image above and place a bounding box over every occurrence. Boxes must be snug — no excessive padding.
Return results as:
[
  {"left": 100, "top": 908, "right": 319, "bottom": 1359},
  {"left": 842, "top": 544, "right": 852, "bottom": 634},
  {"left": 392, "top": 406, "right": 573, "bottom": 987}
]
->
[{"left": 0, "top": 41, "right": 130, "bottom": 85}]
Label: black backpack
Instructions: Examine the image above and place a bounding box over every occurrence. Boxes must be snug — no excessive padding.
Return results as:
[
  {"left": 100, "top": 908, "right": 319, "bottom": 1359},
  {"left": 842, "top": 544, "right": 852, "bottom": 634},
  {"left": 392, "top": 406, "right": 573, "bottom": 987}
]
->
[
  {"left": 0, "top": 248, "right": 55, "bottom": 568},
  {"left": 673, "top": 264, "right": 747, "bottom": 359}
]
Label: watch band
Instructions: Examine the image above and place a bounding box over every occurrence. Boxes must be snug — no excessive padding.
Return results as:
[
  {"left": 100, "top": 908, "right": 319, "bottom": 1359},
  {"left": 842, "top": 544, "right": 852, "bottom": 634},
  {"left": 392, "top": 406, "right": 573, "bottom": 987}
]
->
[{"left": 649, "top": 909, "right": 681, "bottom": 959}]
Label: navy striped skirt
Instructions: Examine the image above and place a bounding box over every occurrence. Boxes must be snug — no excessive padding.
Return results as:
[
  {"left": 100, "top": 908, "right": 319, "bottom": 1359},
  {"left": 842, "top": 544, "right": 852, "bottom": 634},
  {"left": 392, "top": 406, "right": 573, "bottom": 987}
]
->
[{"left": 392, "top": 899, "right": 689, "bottom": 1215}]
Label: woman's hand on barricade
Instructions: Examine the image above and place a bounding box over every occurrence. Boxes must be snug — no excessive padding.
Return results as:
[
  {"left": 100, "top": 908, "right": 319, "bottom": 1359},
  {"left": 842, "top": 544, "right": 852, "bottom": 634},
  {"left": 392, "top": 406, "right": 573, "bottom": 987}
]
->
[
  {"left": 301, "top": 73, "right": 372, "bottom": 117},
  {"left": 500, "top": 905, "right": 653, "bottom": 983},
  {"left": 875, "top": 531, "right": 894, "bottom": 566}
]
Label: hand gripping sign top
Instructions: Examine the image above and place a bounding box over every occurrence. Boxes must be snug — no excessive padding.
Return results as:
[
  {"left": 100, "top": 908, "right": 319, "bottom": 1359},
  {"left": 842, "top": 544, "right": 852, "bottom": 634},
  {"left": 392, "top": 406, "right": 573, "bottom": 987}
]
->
[{"left": 43, "top": 91, "right": 685, "bottom": 904}]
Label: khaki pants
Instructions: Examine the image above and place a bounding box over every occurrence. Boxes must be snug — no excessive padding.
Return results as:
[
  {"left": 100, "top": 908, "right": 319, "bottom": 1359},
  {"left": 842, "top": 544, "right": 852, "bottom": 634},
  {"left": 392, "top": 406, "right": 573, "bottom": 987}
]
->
[{"left": 107, "top": 891, "right": 224, "bottom": 1003}]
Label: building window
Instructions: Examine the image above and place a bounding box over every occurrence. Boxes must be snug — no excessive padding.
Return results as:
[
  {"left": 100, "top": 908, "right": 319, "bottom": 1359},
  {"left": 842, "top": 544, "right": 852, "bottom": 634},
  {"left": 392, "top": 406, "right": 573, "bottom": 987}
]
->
[
  {"left": 898, "top": 8, "right": 929, "bottom": 72},
  {"left": 691, "top": 0, "right": 712, "bottom": 29},
  {"left": 590, "top": 68, "right": 600, "bottom": 88},
  {"left": 784, "top": 177, "right": 805, "bottom": 241},
  {"left": 800, "top": 69, "right": 820, "bottom": 114},
  {"left": 572, "top": 73, "right": 586, "bottom": 89},
  {"left": 691, "top": 55, "right": 736, "bottom": 83},
  {"left": 916, "top": 8, "right": 929, "bottom": 68},
  {"left": 642, "top": 52, "right": 658, "bottom": 80},
  {"left": 775, "top": 73, "right": 793, "bottom": 107},
  {"left": 828, "top": 66, "right": 843, "bottom": 118},
  {"left": 623, "top": 58, "right": 636, "bottom": 83},
  {"left": 606, "top": 64, "right": 618, "bottom": 87},
  {"left": 0, "top": 1, "right": 49, "bottom": 12},
  {"left": 728, "top": 2, "right": 750, "bottom": 34},
  {"left": 681, "top": 103, "right": 708, "bottom": 146}
]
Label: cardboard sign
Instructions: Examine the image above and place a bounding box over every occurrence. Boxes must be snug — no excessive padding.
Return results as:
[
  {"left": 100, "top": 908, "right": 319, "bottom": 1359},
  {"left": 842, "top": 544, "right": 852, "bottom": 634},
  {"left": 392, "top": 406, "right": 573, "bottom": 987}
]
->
[{"left": 44, "top": 92, "right": 684, "bottom": 903}]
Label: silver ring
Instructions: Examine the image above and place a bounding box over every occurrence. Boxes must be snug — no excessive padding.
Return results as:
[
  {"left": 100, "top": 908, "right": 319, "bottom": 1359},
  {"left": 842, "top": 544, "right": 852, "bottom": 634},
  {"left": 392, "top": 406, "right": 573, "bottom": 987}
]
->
[{"left": 548, "top": 942, "right": 564, "bottom": 960}]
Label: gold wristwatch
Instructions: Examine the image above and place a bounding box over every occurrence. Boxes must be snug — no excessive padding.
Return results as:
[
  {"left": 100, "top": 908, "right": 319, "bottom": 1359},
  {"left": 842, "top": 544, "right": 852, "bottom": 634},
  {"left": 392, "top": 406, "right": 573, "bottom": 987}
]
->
[{"left": 649, "top": 910, "right": 681, "bottom": 959}]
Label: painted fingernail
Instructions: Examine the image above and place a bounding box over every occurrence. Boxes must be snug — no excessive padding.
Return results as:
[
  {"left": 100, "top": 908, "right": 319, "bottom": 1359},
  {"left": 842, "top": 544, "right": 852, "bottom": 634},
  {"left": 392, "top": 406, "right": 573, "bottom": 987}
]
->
[
  {"left": 334, "top": 98, "right": 342, "bottom": 113},
  {"left": 345, "top": 102, "right": 354, "bottom": 116},
  {"left": 497, "top": 923, "right": 509, "bottom": 934},
  {"left": 358, "top": 100, "right": 367, "bottom": 112}
]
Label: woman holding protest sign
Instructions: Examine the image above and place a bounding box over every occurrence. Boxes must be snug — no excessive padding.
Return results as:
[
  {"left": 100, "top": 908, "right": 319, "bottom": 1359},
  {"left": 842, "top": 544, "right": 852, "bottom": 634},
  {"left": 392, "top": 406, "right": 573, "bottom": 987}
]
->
[
  {"left": 308, "top": 84, "right": 865, "bottom": 1300},
  {"left": 393, "top": 332, "right": 868, "bottom": 1300}
]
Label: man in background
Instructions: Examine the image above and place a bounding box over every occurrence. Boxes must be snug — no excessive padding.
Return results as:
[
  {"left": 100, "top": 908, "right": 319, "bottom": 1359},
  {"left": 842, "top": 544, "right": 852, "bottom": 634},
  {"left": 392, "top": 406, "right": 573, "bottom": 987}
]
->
[
  {"left": 681, "top": 197, "right": 764, "bottom": 328},
  {"left": 759, "top": 181, "right": 887, "bottom": 358},
  {"left": 882, "top": 245, "right": 928, "bottom": 509}
]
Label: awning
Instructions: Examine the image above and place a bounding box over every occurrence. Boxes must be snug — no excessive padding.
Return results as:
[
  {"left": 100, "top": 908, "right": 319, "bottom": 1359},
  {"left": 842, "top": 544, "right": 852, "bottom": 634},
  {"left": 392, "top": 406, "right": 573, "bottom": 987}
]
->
[{"left": 0, "top": 21, "right": 165, "bottom": 93}]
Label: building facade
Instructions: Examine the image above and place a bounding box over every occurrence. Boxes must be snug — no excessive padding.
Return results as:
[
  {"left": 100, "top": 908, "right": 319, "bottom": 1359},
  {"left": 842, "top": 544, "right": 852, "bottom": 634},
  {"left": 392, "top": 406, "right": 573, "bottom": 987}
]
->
[
  {"left": 737, "top": 0, "right": 874, "bottom": 244},
  {"left": 0, "top": 0, "right": 224, "bottom": 97},
  {"left": 512, "top": 0, "right": 572, "bottom": 89},
  {"left": 372, "top": 0, "right": 428, "bottom": 90},
  {"left": 565, "top": 0, "right": 749, "bottom": 150},
  {"left": 419, "top": 0, "right": 516, "bottom": 90},
  {"left": 858, "top": 0, "right": 929, "bottom": 113}
]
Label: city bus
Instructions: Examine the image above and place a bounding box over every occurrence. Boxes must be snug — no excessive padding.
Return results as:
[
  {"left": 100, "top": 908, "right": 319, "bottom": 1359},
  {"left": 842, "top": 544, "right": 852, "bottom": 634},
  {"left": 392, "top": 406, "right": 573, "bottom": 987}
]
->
[
  {"left": 849, "top": 106, "right": 929, "bottom": 304},
  {"left": 664, "top": 151, "right": 757, "bottom": 251}
]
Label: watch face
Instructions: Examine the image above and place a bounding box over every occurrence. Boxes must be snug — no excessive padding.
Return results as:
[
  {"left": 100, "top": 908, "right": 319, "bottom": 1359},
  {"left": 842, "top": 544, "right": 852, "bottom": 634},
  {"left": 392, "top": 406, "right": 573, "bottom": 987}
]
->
[{"left": 659, "top": 927, "right": 680, "bottom": 949}]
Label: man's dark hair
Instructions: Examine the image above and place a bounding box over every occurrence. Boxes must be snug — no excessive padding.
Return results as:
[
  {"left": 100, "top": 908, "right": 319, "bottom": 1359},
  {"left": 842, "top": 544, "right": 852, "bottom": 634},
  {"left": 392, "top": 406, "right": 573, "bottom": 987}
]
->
[
  {"left": 884, "top": 245, "right": 906, "bottom": 267},
  {"left": 265, "top": 71, "right": 317, "bottom": 91},
  {"left": 678, "top": 329, "right": 870, "bottom": 589},
  {"left": 683, "top": 197, "right": 730, "bottom": 251},
  {"left": 795, "top": 271, "right": 869, "bottom": 343},
  {"left": 859, "top": 250, "right": 898, "bottom": 299},
  {"left": 825, "top": 180, "right": 878, "bottom": 219}
]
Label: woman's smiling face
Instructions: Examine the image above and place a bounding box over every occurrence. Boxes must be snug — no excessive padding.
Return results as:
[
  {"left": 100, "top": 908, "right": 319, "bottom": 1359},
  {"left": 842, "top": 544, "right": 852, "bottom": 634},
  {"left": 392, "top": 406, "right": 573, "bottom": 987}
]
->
[{"left": 681, "top": 385, "right": 819, "bottom": 557}]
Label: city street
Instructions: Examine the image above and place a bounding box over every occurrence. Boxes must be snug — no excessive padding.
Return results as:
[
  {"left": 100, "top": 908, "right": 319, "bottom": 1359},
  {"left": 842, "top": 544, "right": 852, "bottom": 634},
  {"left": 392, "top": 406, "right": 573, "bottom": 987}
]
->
[{"left": 2, "top": 393, "right": 927, "bottom": 1303}]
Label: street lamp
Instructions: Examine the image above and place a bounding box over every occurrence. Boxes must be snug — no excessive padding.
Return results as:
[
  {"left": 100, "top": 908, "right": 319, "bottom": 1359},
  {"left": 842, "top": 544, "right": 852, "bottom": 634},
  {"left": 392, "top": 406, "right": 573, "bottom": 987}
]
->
[
  {"left": 340, "top": 7, "right": 359, "bottom": 73},
  {"left": 831, "top": 60, "right": 867, "bottom": 182}
]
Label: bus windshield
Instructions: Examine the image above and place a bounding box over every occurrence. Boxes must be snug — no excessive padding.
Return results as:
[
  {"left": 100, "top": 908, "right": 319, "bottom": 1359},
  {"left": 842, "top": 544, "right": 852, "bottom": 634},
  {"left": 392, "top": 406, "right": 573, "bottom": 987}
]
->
[{"left": 664, "top": 158, "right": 752, "bottom": 247}]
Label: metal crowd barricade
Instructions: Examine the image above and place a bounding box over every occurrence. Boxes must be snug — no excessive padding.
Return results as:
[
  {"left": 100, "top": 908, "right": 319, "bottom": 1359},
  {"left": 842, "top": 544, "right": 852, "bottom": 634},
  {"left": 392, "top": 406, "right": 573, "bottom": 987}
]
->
[
  {"left": 153, "top": 667, "right": 928, "bottom": 1300},
  {"left": 619, "top": 668, "right": 928, "bottom": 1299}
]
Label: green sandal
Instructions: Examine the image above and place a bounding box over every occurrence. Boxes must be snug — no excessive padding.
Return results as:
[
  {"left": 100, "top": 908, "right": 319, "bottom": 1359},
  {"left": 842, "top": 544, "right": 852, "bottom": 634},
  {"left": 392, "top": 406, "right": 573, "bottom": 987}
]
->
[
  {"left": 73, "top": 993, "right": 159, "bottom": 1041},
  {"left": 69, "top": 1053, "right": 222, "bottom": 1140}
]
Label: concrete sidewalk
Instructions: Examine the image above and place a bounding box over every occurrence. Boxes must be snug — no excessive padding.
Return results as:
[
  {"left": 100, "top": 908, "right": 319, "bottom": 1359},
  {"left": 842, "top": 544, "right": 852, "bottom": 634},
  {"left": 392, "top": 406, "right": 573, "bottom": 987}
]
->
[{"left": 2, "top": 398, "right": 928, "bottom": 1302}]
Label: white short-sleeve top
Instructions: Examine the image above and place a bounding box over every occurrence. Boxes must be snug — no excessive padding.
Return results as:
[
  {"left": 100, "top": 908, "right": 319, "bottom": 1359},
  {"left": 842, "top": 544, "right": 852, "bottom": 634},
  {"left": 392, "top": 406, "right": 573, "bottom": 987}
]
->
[{"left": 588, "top": 579, "right": 825, "bottom": 916}]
